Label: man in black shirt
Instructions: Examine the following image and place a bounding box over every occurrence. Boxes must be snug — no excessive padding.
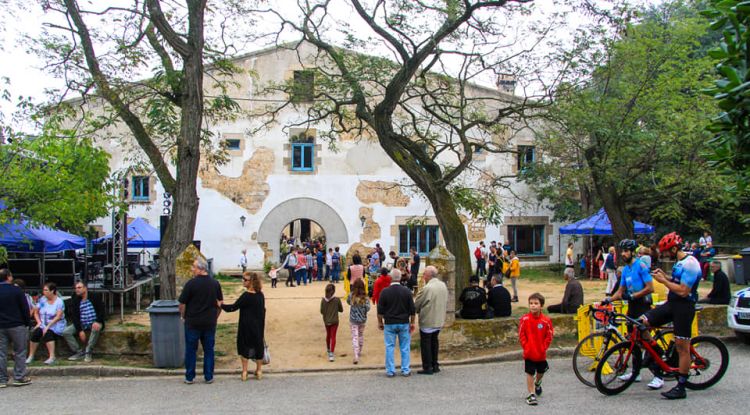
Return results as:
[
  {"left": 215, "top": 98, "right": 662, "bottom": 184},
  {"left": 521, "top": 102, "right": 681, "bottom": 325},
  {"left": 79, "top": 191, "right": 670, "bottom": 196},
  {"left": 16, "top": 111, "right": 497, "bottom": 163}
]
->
[
  {"left": 0, "top": 269, "right": 32, "bottom": 387},
  {"left": 698, "top": 261, "right": 731, "bottom": 305},
  {"left": 458, "top": 276, "right": 487, "bottom": 319},
  {"left": 487, "top": 277, "right": 512, "bottom": 318},
  {"left": 178, "top": 258, "right": 223, "bottom": 384},
  {"left": 377, "top": 279, "right": 416, "bottom": 377}
]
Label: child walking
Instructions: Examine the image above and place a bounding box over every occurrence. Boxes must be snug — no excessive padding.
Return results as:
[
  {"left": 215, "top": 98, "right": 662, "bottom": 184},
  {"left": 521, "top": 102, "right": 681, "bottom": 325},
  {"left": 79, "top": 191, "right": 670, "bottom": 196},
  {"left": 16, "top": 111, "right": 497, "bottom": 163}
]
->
[
  {"left": 518, "top": 293, "right": 554, "bottom": 406},
  {"left": 320, "top": 283, "right": 343, "bottom": 362},
  {"left": 346, "top": 279, "right": 370, "bottom": 364},
  {"left": 269, "top": 268, "right": 278, "bottom": 288}
]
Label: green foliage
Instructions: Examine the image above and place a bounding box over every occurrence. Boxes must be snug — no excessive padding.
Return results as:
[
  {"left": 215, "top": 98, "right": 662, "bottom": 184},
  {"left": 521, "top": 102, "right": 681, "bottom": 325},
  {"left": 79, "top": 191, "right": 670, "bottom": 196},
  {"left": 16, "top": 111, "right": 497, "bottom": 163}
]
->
[
  {"left": 525, "top": 1, "right": 738, "bottom": 235},
  {"left": 0, "top": 110, "right": 113, "bottom": 233},
  {"left": 263, "top": 260, "right": 274, "bottom": 274},
  {"left": 701, "top": 0, "right": 750, "bottom": 221}
]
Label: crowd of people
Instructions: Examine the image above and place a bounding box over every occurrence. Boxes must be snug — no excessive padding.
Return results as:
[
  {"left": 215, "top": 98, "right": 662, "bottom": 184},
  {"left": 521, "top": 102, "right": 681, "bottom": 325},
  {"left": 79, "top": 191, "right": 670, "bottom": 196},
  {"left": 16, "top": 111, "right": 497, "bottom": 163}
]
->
[
  {"left": 0, "top": 269, "right": 106, "bottom": 388},
  {"left": 0, "top": 229, "right": 731, "bottom": 405}
]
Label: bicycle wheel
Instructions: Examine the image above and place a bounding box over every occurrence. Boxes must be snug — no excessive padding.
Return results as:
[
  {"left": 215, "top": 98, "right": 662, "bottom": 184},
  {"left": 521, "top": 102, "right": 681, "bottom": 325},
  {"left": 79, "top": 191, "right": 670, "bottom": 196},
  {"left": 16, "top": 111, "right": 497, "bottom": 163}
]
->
[
  {"left": 573, "top": 332, "right": 618, "bottom": 387},
  {"left": 685, "top": 335, "right": 729, "bottom": 390},
  {"left": 595, "top": 341, "right": 642, "bottom": 396}
]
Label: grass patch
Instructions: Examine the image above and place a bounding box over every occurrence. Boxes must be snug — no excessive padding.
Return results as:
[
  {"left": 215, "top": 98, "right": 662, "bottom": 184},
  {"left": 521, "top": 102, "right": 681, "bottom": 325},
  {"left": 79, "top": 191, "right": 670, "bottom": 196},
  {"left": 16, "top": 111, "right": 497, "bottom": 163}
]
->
[
  {"left": 215, "top": 273, "right": 240, "bottom": 283},
  {"left": 521, "top": 267, "right": 563, "bottom": 283}
]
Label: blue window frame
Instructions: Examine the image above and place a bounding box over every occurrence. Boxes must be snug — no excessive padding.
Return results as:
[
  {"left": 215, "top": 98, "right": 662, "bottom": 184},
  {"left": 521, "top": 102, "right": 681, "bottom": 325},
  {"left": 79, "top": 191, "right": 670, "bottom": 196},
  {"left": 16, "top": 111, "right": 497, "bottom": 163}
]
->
[
  {"left": 398, "top": 225, "right": 439, "bottom": 256},
  {"left": 517, "top": 145, "right": 536, "bottom": 171},
  {"left": 508, "top": 225, "right": 545, "bottom": 255},
  {"left": 132, "top": 176, "right": 150, "bottom": 202},
  {"left": 291, "top": 143, "right": 314, "bottom": 171},
  {"left": 225, "top": 139, "right": 241, "bottom": 150}
]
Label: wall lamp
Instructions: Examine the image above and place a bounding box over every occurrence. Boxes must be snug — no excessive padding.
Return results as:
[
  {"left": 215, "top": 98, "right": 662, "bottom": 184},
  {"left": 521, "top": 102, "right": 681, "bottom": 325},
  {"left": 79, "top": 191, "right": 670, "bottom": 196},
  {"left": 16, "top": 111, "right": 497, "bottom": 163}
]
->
[
  {"left": 240, "top": 215, "right": 246, "bottom": 227},
  {"left": 360, "top": 215, "right": 366, "bottom": 227}
]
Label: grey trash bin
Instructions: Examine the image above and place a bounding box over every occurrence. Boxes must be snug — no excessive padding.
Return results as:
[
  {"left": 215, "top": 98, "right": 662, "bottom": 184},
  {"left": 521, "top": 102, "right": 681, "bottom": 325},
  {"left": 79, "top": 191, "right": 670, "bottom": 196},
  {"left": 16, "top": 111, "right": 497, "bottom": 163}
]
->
[
  {"left": 146, "top": 300, "right": 185, "bottom": 368},
  {"left": 739, "top": 248, "right": 750, "bottom": 285}
]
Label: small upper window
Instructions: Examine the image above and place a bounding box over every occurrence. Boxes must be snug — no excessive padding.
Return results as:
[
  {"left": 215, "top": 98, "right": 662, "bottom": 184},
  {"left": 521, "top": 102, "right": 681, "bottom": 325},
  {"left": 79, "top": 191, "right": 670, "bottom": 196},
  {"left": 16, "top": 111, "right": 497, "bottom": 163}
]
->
[
  {"left": 225, "top": 139, "right": 241, "bottom": 150},
  {"left": 517, "top": 145, "right": 535, "bottom": 171},
  {"left": 132, "top": 176, "right": 150, "bottom": 202},
  {"left": 292, "top": 70, "right": 315, "bottom": 103}
]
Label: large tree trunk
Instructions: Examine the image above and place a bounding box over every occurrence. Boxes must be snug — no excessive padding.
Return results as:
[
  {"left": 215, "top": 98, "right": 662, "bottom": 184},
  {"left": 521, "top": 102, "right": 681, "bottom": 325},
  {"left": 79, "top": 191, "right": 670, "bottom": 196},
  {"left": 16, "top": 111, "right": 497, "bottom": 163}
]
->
[
  {"left": 158, "top": 0, "right": 205, "bottom": 299},
  {"left": 426, "top": 187, "right": 472, "bottom": 303},
  {"left": 585, "top": 145, "right": 634, "bottom": 266}
]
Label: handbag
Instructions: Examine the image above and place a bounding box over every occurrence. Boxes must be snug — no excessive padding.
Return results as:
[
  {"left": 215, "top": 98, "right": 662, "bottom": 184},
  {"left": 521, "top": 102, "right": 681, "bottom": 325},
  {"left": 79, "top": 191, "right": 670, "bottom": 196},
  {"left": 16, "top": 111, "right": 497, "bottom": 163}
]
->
[{"left": 262, "top": 341, "right": 271, "bottom": 365}]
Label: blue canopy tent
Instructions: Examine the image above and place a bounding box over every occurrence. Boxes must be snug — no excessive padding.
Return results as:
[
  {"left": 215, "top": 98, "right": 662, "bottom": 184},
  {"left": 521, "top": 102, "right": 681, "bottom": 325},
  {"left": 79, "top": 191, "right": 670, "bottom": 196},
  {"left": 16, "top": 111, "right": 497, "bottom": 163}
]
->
[
  {"left": 557, "top": 208, "right": 655, "bottom": 277},
  {"left": 0, "top": 220, "right": 86, "bottom": 252},
  {"left": 93, "top": 217, "right": 160, "bottom": 248},
  {"left": 559, "top": 208, "right": 655, "bottom": 235}
]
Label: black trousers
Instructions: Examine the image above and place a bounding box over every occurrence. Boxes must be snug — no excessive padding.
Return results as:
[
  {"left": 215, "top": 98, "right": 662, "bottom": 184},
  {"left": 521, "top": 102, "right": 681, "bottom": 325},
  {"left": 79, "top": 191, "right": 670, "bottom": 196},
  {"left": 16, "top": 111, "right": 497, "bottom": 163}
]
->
[
  {"left": 285, "top": 267, "right": 295, "bottom": 286},
  {"left": 420, "top": 329, "right": 440, "bottom": 372}
]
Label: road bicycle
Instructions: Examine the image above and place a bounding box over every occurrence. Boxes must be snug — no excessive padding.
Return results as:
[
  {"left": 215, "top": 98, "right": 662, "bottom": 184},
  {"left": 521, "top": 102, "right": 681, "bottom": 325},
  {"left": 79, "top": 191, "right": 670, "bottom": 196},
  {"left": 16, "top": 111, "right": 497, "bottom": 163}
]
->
[
  {"left": 573, "top": 303, "right": 673, "bottom": 387},
  {"left": 593, "top": 307, "right": 729, "bottom": 396}
]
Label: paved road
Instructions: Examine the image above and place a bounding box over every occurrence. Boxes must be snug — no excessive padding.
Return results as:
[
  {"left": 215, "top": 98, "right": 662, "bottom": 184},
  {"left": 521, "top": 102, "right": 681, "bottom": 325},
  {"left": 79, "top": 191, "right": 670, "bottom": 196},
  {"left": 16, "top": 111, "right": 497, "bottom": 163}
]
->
[{"left": 2, "top": 341, "right": 748, "bottom": 414}]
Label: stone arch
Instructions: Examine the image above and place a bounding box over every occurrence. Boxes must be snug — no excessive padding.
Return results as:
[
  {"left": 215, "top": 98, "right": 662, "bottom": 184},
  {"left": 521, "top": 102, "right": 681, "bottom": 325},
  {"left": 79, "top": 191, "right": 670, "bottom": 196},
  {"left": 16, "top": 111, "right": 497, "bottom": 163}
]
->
[{"left": 257, "top": 198, "right": 349, "bottom": 261}]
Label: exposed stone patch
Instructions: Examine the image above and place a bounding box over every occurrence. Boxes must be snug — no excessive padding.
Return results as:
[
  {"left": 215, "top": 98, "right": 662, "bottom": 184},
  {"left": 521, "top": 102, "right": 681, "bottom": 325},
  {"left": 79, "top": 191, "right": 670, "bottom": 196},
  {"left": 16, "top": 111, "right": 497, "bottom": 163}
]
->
[
  {"left": 359, "top": 207, "right": 381, "bottom": 244},
  {"left": 355, "top": 180, "right": 410, "bottom": 207},
  {"left": 345, "top": 242, "right": 375, "bottom": 263},
  {"left": 200, "top": 147, "right": 274, "bottom": 214}
]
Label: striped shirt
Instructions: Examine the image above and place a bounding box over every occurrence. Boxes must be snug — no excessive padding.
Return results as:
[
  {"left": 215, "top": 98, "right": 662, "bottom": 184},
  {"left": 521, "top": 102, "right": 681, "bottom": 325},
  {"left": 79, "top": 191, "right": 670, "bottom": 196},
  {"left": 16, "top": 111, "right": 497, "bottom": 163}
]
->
[{"left": 79, "top": 299, "right": 97, "bottom": 329}]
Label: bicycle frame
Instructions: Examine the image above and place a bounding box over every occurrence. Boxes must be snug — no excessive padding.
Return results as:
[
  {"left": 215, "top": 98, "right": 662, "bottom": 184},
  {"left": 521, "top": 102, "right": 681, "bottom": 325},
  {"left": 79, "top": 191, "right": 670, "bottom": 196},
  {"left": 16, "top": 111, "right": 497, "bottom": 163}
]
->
[{"left": 614, "top": 313, "right": 709, "bottom": 375}]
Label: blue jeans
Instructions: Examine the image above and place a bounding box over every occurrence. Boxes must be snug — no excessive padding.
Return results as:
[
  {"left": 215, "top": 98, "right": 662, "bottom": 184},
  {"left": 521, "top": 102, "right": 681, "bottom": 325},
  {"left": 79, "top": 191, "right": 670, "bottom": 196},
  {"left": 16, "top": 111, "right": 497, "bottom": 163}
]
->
[
  {"left": 295, "top": 268, "right": 306, "bottom": 285},
  {"left": 384, "top": 323, "right": 411, "bottom": 375},
  {"left": 331, "top": 266, "right": 340, "bottom": 283},
  {"left": 184, "top": 326, "right": 216, "bottom": 382}
]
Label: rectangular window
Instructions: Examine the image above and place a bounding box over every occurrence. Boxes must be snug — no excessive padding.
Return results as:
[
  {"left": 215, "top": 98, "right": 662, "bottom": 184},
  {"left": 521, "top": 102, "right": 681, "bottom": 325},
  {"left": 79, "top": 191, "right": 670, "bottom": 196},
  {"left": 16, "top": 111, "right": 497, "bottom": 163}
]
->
[
  {"left": 224, "top": 139, "right": 241, "bottom": 150},
  {"left": 398, "top": 225, "right": 439, "bottom": 256},
  {"left": 292, "top": 70, "right": 315, "bottom": 103},
  {"left": 508, "top": 225, "right": 545, "bottom": 255},
  {"left": 132, "top": 176, "right": 150, "bottom": 202},
  {"left": 517, "top": 145, "right": 535, "bottom": 171},
  {"left": 291, "top": 143, "right": 314, "bottom": 171}
]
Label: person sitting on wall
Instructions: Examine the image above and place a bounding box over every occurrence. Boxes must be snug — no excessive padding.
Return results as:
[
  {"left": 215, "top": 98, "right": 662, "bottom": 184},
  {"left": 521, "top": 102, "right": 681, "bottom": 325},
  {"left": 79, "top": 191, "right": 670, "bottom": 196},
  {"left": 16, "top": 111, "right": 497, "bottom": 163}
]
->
[
  {"left": 698, "top": 261, "right": 730, "bottom": 305},
  {"left": 457, "top": 275, "right": 487, "bottom": 319},
  {"left": 547, "top": 270, "right": 584, "bottom": 314},
  {"left": 487, "top": 276, "right": 512, "bottom": 318},
  {"left": 63, "top": 281, "right": 105, "bottom": 362}
]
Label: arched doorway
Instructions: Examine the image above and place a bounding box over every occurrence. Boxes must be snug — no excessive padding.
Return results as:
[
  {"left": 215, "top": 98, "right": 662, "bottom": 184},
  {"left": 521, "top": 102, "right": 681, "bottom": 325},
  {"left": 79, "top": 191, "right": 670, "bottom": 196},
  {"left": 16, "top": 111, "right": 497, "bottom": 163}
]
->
[
  {"left": 282, "top": 219, "right": 326, "bottom": 247},
  {"left": 257, "top": 198, "right": 349, "bottom": 262}
]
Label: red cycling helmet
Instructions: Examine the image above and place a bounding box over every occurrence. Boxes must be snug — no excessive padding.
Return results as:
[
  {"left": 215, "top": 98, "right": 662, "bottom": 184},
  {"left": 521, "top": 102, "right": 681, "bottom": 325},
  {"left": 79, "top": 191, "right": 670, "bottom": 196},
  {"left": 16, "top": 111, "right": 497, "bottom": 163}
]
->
[{"left": 658, "top": 232, "right": 682, "bottom": 252}]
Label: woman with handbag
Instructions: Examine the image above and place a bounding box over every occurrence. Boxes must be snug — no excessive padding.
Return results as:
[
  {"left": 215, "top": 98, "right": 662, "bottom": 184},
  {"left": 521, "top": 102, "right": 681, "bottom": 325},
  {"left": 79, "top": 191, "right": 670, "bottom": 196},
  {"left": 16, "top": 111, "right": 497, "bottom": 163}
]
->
[{"left": 220, "top": 272, "right": 266, "bottom": 381}]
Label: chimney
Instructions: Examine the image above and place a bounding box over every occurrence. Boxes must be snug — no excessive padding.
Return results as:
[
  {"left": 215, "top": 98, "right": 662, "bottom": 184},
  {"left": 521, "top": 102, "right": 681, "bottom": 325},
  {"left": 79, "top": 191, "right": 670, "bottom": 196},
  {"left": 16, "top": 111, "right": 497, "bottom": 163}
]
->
[{"left": 496, "top": 74, "right": 516, "bottom": 94}]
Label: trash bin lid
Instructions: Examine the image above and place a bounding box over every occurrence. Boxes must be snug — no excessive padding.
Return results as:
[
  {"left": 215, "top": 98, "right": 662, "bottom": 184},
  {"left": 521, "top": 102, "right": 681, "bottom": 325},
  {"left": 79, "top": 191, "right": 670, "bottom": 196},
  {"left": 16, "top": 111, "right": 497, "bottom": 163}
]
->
[
  {"left": 146, "top": 299, "right": 181, "bottom": 313},
  {"left": 741, "top": 247, "right": 750, "bottom": 255}
]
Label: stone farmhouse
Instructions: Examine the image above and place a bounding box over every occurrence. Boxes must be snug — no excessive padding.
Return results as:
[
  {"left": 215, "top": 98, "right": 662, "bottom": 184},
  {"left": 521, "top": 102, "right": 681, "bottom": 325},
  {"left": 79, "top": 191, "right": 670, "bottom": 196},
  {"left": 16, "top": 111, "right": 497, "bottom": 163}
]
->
[{"left": 81, "top": 43, "right": 566, "bottom": 273}]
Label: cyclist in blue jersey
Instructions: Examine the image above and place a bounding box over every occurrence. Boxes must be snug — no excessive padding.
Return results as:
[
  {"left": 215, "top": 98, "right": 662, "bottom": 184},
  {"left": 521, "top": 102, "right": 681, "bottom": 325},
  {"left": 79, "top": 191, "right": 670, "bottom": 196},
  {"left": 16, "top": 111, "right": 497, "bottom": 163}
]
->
[
  {"left": 603, "top": 239, "right": 655, "bottom": 383},
  {"left": 641, "top": 232, "right": 702, "bottom": 400}
]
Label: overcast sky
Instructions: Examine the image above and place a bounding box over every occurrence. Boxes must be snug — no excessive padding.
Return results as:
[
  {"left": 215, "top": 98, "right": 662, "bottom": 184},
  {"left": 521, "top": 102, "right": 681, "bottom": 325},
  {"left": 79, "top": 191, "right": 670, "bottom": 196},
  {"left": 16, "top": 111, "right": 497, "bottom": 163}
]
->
[{"left": 0, "top": 0, "right": 660, "bottom": 132}]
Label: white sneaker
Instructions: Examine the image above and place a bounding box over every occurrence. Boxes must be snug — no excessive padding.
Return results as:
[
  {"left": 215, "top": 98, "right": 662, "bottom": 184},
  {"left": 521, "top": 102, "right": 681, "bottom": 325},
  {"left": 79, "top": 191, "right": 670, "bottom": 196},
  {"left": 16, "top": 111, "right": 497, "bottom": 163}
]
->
[
  {"left": 43, "top": 358, "right": 56, "bottom": 365},
  {"left": 647, "top": 377, "right": 664, "bottom": 390},
  {"left": 328, "top": 352, "right": 334, "bottom": 362},
  {"left": 618, "top": 372, "right": 641, "bottom": 382},
  {"left": 25, "top": 356, "right": 33, "bottom": 364}
]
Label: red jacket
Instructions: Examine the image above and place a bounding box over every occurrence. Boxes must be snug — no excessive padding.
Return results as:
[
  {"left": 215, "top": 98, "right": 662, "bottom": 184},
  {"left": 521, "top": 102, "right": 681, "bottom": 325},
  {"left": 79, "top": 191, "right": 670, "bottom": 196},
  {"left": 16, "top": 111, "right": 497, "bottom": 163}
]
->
[
  {"left": 518, "top": 312, "right": 554, "bottom": 362},
  {"left": 371, "top": 275, "right": 392, "bottom": 304}
]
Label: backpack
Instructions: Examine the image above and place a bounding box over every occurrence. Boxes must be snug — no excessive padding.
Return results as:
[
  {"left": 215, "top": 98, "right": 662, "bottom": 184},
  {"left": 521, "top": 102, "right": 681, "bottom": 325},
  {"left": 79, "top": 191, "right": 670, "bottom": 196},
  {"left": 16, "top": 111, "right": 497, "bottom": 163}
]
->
[
  {"left": 474, "top": 247, "right": 482, "bottom": 259},
  {"left": 332, "top": 252, "right": 341, "bottom": 266}
]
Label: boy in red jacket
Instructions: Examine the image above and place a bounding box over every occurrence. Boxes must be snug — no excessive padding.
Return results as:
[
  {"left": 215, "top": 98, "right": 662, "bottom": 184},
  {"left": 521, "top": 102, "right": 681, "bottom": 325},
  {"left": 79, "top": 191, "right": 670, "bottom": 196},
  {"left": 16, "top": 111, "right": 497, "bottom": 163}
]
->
[{"left": 518, "top": 292, "right": 554, "bottom": 406}]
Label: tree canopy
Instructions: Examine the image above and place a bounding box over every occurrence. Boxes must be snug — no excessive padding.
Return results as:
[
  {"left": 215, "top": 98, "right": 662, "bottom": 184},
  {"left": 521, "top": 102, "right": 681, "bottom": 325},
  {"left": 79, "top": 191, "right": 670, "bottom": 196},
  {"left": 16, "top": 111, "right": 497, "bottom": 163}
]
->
[{"left": 522, "top": 1, "right": 736, "bottom": 240}]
